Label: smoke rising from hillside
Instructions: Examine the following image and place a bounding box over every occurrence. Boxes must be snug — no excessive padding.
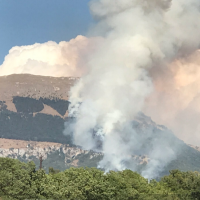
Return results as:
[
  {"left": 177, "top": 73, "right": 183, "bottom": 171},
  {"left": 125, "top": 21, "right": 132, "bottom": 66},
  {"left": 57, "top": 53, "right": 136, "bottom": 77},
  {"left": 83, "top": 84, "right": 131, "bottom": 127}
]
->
[
  {"left": 66, "top": 0, "right": 200, "bottom": 179},
  {"left": 1, "top": 0, "right": 200, "bottom": 178}
]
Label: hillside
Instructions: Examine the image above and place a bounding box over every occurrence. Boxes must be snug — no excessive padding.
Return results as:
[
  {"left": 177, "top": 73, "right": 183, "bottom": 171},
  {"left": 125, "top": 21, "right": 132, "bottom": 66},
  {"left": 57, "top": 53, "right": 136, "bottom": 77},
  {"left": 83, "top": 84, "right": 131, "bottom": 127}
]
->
[
  {"left": 0, "top": 74, "right": 79, "bottom": 100},
  {"left": 0, "top": 74, "right": 75, "bottom": 144},
  {"left": 0, "top": 138, "right": 103, "bottom": 172},
  {"left": 0, "top": 74, "right": 200, "bottom": 177}
]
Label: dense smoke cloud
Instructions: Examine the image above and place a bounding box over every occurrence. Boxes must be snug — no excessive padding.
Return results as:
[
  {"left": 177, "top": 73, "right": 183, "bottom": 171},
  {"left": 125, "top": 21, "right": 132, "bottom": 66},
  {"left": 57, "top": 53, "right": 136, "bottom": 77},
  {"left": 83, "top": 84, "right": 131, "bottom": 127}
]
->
[
  {"left": 1, "top": 0, "right": 200, "bottom": 179},
  {"left": 0, "top": 35, "right": 100, "bottom": 77},
  {"left": 66, "top": 0, "right": 200, "bottom": 179}
]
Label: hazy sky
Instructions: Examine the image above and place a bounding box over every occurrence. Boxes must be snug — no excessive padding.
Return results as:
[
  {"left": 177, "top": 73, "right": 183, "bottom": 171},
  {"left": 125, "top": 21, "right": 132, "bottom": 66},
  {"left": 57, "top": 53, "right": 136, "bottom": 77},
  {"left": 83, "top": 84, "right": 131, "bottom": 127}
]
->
[{"left": 0, "top": 0, "right": 92, "bottom": 64}]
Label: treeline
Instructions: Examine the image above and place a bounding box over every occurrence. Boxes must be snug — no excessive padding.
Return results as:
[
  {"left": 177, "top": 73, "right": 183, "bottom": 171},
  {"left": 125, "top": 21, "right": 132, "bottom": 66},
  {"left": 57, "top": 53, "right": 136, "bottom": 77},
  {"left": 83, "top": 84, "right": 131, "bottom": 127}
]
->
[{"left": 0, "top": 158, "right": 200, "bottom": 199}]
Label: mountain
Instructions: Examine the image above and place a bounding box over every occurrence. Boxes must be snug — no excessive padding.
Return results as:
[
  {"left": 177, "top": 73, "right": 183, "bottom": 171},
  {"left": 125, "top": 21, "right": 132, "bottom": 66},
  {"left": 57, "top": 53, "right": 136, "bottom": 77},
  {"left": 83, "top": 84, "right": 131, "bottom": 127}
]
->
[
  {"left": 0, "top": 74, "right": 78, "bottom": 144},
  {"left": 0, "top": 74, "right": 79, "bottom": 100},
  {"left": 129, "top": 113, "right": 200, "bottom": 177},
  {"left": 0, "top": 74, "right": 200, "bottom": 176},
  {"left": 0, "top": 74, "right": 103, "bottom": 172}
]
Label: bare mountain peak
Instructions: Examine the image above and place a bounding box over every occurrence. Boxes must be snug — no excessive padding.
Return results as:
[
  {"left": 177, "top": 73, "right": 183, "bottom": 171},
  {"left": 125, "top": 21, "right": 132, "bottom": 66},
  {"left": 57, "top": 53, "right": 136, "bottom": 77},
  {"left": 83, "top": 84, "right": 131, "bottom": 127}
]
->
[{"left": 0, "top": 74, "right": 79, "bottom": 100}]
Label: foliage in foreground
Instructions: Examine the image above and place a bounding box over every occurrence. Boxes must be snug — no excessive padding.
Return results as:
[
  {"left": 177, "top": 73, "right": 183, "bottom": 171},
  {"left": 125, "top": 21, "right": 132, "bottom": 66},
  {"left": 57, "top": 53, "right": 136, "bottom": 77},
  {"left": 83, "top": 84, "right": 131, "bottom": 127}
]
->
[{"left": 0, "top": 157, "right": 200, "bottom": 199}]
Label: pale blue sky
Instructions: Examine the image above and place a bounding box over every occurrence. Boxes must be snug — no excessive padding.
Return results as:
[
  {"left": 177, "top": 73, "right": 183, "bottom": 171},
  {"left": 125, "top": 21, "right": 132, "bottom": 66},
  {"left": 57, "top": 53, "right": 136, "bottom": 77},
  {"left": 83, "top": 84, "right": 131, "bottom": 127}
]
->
[{"left": 0, "top": 0, "right": 93, "bottom": 64}]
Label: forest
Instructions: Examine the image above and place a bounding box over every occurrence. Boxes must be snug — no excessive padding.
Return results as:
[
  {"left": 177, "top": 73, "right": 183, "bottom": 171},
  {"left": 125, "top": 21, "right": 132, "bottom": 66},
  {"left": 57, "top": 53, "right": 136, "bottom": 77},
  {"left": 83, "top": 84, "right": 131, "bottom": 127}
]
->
[{"left": 0, "top": 157, "right": 200, "bottom": 200}]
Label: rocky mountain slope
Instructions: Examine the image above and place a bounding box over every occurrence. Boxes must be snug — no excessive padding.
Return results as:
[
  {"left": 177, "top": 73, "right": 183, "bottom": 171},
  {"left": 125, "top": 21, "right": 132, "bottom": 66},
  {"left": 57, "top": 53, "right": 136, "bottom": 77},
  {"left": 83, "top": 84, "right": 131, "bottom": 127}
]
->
[
  {"left": 0, "top": 138, "right": 103, "bottom": 172},
  {"left": 0, "top": 74, "right": 200, "bottom": 176}
]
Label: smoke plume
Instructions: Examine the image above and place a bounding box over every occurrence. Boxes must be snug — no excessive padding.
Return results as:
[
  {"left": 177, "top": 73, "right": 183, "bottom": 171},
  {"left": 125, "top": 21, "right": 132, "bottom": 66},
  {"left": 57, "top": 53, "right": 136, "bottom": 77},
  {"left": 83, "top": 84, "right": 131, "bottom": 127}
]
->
[
  {"left": 66, "top": 0, "right": 200, "bottom": 179},
  {"left": 1, "top": 0, "right": 200, "bottom": 179},
  {"left": 0, "top": 35, "right": 100, "bottom": 77}
]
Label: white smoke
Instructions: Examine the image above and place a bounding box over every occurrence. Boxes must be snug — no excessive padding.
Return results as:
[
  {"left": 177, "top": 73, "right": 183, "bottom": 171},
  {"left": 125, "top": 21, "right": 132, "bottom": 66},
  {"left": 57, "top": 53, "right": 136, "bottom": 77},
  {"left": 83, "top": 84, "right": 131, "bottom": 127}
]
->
[
  {"left": 0, "top": 35, "right": 100, "bottom": 77},
  {"left": 1, "top": 0, "right": 199, "bottom": 179},
  {"left": 66, "top": 0, "right": 200, "bottom": 179}
]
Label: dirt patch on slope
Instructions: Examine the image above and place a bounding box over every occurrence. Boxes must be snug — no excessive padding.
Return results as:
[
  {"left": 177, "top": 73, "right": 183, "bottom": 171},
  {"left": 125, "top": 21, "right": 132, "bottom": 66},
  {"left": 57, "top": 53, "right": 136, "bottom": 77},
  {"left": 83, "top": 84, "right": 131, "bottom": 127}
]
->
[{"left": 0, "top": 138, "right": 62, "bottom": 149}]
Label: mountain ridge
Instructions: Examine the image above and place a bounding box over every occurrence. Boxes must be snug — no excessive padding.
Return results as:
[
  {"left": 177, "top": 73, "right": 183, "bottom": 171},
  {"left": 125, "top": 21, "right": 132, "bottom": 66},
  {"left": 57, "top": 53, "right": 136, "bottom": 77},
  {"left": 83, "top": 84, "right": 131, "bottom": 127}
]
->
[
  {"left": 0, "top": 74, "right": 79, "bottom": 101},
  {"left": 0, "top": 74, "right": 200, "bottom": 177}
]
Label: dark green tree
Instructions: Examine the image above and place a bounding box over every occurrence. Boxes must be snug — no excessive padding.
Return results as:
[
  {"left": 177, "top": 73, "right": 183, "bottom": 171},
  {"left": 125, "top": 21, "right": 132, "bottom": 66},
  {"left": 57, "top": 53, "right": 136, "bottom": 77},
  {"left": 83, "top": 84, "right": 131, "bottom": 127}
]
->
[{"left": 0, "top": 158, "right": 37, "bottom": 199}]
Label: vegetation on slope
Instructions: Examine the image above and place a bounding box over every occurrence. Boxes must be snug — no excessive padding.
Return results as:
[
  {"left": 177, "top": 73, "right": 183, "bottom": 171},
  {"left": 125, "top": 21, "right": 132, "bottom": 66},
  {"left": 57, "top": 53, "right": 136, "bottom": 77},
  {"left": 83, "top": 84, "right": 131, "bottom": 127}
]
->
[
  {"left": 0, "top": 99, "right": 72, "bottom": 144},
  {"left": 39, "top": 97, "right": 69, "bottom": 116}
]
